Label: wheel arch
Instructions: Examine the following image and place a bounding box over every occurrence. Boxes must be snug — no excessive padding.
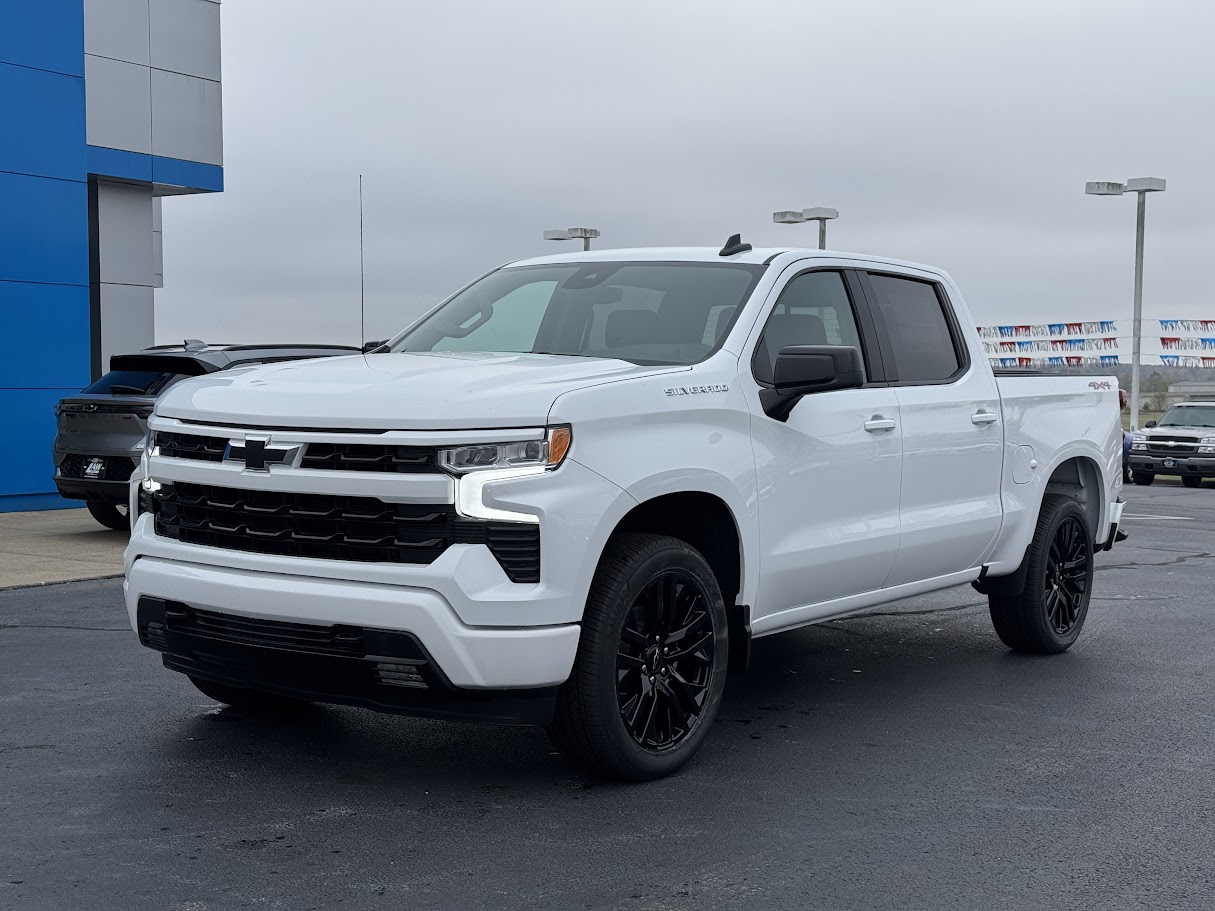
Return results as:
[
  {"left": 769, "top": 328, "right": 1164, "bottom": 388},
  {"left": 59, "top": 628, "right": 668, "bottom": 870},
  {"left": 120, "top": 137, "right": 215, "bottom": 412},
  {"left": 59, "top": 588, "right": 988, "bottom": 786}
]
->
[{"left": 605, "top": 490, "right": 752, "bottom": 670}]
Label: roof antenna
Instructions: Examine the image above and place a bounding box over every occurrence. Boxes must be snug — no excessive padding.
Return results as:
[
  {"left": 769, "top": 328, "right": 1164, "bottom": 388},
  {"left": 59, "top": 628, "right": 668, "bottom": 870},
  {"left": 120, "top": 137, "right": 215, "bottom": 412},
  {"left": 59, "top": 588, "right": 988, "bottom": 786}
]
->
[{"left": 719, "top": 233, "right": 752, "bottom": 257}]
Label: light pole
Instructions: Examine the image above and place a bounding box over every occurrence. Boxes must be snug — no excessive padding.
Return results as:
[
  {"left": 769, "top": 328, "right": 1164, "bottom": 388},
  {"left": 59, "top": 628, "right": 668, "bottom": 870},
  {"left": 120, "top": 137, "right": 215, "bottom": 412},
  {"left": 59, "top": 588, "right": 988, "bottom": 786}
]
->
[
  {"left": 773, "top": 207, "right": 839, "bottom": 249},
  {"left": 1085, "top": 177, "right": 1166, "bottom": 431},
  {"left": 543, "top": 227, "right": 600, "bottom": 252}
]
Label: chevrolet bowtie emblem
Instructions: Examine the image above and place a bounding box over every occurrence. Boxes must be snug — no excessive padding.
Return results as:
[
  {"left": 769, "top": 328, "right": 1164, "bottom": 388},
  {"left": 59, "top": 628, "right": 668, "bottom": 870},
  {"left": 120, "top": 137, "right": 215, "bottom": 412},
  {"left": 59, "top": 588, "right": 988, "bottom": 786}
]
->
[{"left": 225, "top": 438, "right": 299, "bottom": 471}]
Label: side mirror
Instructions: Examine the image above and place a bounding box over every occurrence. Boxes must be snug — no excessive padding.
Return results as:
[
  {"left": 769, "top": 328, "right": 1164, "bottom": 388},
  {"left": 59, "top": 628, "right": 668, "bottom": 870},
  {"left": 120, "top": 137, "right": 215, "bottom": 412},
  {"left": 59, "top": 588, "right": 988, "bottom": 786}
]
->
[
  {"left": 1145, "top": 420, "right": 1157, "bottom": 428},
  {"left": 362, "top": 340, "right": 387, "bottom": 354},
  {"left": 761, "top": 345, "right": 865, "bottom": 421}
]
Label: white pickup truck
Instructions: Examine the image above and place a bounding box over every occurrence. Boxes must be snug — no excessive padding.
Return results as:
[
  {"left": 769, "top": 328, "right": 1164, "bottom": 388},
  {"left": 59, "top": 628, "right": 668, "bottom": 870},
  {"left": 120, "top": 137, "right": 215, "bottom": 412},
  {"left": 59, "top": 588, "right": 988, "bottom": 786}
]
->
[{"left": 125, "top": 237, "right": 1125, "bottom": 779}]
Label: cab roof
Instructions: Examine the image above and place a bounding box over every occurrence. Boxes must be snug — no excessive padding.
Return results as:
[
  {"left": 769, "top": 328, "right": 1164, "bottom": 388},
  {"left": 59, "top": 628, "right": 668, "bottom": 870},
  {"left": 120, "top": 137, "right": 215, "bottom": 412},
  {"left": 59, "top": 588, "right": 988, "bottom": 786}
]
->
[{"left": 509, "top": 245, "right": 949, "bottom": 279}]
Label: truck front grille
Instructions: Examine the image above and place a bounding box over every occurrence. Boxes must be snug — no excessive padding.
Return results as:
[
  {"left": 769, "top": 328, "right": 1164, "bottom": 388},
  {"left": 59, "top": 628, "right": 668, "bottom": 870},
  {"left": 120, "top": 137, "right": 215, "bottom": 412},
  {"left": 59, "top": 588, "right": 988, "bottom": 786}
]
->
[
  {"left": 156, "top": 431, "right": 228, "bottom": 462},
  {"left": 1146, "top": 435, "right": 1200, "bottom": 456},
  {"left": 157, "top": 432, "right": 438, "bottom": 473},
  {"left": 299, "top": 442, "right": 437, "bottom": 473},
  {"left": 151, "top": 482, "right": 540, "bottom": 582}
]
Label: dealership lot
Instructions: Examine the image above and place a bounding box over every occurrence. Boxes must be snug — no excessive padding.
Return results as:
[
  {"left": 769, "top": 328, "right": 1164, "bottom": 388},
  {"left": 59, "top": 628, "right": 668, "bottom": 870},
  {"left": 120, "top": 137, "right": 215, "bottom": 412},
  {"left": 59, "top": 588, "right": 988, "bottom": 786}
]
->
[{"left": 2, "top": 483, "right": 1213, "bottom": 911}]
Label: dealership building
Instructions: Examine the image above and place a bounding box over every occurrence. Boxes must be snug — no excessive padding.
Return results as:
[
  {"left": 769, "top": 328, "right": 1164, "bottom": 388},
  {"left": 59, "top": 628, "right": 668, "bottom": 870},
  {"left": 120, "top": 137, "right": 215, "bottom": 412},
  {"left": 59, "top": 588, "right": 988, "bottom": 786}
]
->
[{"left": 1, "top": 0, "right": 223, "bottom": 511}]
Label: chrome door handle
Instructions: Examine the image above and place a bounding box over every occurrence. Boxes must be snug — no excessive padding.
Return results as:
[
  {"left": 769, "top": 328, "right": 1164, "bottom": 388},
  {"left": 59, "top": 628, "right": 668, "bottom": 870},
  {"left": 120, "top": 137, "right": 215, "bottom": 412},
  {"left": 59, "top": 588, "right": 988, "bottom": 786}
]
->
[
  {"left": 864, "top": 418, "right": 897, "bottom": 432},
  {"left": 971, "top": 411, "right": 999, "bottom": 425}
]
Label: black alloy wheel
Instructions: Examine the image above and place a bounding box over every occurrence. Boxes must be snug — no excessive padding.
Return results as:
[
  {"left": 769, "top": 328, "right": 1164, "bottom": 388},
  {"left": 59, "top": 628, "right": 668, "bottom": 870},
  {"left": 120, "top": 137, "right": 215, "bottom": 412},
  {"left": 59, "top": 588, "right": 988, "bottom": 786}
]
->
[
  {"left": 615, "top": 570, "right": 716, "bottom": 751},
  {"left": 548, "top": 533, "right": 729, "bottom": 780},
  {"left": 1043, "top": 515, "right": 1089, "bottom": 636},
  {"left": 988, "top": 494, "right": 1094, "bottom": 654}
]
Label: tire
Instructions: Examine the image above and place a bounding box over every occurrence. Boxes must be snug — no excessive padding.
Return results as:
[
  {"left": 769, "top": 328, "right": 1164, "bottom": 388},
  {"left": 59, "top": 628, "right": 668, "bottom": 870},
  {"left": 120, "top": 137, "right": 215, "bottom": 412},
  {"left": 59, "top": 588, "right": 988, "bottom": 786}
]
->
[
  {"left": 548, "top": 533, "right": 729, "bottom": 781},
  {"left": 1131, "top": 471, "right": 1155, "bottom": 486},
  {"left": 1182, "top": 476, "right": 1202, "bottom": 489},
  {"left": 86, "top": 501, "right": 129, "bottom": 531},
  {"left": 188, "top": 675, "right": 311, "bottom": 712},
  {"left": 988, "top": 494, "right": 1094, "bottom": 654}
]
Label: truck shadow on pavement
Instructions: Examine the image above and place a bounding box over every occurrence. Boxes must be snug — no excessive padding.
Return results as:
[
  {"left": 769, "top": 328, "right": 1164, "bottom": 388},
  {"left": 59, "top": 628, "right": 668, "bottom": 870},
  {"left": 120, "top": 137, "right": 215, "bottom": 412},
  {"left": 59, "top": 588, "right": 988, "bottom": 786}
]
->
[{"left": 139, "top": 597, "right": 1094, "bottom": 796}]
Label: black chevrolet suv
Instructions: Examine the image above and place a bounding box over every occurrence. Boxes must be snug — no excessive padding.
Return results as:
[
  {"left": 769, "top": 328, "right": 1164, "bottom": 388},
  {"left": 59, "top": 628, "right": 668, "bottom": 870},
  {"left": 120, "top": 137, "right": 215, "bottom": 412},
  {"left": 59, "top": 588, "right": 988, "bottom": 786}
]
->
[{"left": 53, "top": 341, "right": 360, "bottom": 529}]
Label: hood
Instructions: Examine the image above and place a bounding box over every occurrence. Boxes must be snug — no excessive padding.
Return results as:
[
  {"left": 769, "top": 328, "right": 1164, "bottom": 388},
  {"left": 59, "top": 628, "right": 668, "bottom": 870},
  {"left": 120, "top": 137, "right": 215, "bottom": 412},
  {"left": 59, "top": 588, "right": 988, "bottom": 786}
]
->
[{"left": 155, "top": 351, "right": 683, "bottom": 430}]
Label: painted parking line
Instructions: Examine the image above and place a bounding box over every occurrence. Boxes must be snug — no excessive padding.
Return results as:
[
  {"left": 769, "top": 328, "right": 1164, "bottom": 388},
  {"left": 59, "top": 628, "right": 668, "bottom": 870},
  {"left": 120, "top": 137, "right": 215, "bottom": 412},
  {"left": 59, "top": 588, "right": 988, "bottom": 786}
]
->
[{"left": 1123, "top": 513, "right": 1196, "bottom": 520}]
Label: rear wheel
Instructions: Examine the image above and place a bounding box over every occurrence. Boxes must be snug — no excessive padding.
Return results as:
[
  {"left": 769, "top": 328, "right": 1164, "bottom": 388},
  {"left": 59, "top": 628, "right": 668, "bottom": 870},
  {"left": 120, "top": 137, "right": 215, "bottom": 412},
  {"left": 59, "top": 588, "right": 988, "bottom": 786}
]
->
[
  {"left": 1131, "top": 471, "right": 1155, "bottom": 486},
  {"left": 188, "top": 675, "right": 311, "bottom": 712},
  {"left": 86, "top": 501, "right": 129, "bottom": 531},
  {"left": 549, "top": 534, "right": 728, "bottom": 781},
  {"left": 1182, "top": 476, "right": 1203, "bottom": 489},
  {"left": 989, "top": 494, "right": 1093, "bottom": 654}
]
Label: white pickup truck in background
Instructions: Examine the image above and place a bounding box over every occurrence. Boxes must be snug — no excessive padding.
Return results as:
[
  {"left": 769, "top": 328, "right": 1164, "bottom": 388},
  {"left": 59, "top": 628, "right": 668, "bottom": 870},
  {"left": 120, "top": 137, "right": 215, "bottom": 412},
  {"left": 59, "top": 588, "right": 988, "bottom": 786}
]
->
[{"left": 125, "top": 237, "right": 1125, "bottom": 779}]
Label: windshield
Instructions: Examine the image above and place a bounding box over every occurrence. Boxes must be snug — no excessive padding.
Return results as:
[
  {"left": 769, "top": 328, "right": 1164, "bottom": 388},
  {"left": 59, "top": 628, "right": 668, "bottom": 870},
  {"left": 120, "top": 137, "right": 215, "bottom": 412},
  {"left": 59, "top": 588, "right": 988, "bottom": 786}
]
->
[
  {"left": 390, "top": 262, "right": 766, "bottom": 366},
  {"left": 1158, "top": 405, "right": 1215, "bottom": 428},
  {"left": 82, "top": 370, "right": 184, "bottom": 396}
]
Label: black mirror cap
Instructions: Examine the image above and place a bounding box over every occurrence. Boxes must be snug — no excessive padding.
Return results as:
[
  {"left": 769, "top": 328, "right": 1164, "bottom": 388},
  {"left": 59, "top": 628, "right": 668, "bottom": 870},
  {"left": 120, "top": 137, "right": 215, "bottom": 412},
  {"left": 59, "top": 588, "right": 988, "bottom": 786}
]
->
[
  {"left": 1144, "top": 420, "right": 1157, "bottom": 428},
  {"left": 362, "top": 340, "right": 387, "bottom": 354},
  {"left": 761, "top": 345, "right": 864, "bottom": 421},
  {"left": 773, "top": 345, "right": 865, "bottom": 395}
]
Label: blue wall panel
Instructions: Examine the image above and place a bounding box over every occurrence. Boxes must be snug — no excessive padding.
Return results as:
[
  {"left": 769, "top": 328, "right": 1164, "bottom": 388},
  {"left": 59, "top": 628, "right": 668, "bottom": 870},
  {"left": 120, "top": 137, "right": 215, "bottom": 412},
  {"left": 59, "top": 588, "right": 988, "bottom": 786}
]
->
[
  {"left": 0, "top": 388, "right": 80, "bottom": 499},
  {"left": 0, "top": 281, "right": 91, "bottom": 389},
  {"left": 0, "top": 62, "right": 86, "bottom": 181},
  {"left": 86, "top": 145, "right": 153, "bottom": 183},
  {"left": 0, "top": 171, "right": 89, "bottom": 286},
  {"left": 152, "top": 155, "right": 224, "bottom": 193},
  {"left": 0, "top": 0, "right": 85, "bottom": 77}
]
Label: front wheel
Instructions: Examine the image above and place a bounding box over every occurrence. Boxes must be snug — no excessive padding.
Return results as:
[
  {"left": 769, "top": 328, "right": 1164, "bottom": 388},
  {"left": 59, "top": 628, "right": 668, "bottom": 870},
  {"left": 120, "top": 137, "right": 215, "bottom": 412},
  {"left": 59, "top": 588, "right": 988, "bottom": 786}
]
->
[
  {"left": 549, "top": 534, "right": 728, "bottom": 781},
  {"left": 988, "top": 494, "right": 1094, "bottom": 654},
  {"left": 1182, "top": 476, "right": 1203, "bottom": 489},
  {"left": 86, "top": 501, "right": 129, "bottom": 531},
  {"left": 1131, "top": 471, "right": 1155, "bottom": 486}
]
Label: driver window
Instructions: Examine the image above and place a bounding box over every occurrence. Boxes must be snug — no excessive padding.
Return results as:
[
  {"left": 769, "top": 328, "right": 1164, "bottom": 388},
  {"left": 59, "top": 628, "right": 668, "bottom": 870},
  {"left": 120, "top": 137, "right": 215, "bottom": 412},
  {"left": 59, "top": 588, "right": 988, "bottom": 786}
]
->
[{"left": 752, "top": 271, "right": 864, "bottom": 385}]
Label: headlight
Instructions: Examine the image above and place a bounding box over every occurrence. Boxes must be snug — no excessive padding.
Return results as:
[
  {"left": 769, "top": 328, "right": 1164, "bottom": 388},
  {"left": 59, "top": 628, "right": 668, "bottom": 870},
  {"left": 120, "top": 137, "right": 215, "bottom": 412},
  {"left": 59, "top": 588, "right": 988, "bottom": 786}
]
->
[
  {"left": 1131, "top": 442, "right": 1148, "bottom": 451},
  {"left": 1201, "top": 437, "right": 1215, "bottom": 445},
  {"left": 439, "top": 426, "right": 571, "bottom": 474},
  {"left": 1132, "top": 433, "right": 1146, "bottom": 441}
]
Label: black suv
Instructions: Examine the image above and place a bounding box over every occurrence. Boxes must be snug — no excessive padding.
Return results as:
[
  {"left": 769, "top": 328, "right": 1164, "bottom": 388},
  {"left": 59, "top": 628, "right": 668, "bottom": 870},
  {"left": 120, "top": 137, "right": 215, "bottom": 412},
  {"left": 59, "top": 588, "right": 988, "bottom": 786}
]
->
[{"left": 53, "top": 341, "right": 360, "bottom": 529}]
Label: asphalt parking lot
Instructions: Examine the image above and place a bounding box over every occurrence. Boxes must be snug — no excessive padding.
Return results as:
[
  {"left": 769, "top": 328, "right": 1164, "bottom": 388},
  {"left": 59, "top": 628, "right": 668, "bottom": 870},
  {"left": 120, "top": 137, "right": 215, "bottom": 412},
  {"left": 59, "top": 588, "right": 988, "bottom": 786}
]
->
[{"left": 3, "top": 482, "right": 1213, "bottom": 911}]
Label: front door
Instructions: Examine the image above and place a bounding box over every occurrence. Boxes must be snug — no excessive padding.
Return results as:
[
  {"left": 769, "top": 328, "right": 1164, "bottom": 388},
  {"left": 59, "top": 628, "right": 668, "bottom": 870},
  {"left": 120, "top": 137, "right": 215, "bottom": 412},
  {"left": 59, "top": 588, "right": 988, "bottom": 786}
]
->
[{"left": 745, "top": 267, "right": 903, "bottom": 630}]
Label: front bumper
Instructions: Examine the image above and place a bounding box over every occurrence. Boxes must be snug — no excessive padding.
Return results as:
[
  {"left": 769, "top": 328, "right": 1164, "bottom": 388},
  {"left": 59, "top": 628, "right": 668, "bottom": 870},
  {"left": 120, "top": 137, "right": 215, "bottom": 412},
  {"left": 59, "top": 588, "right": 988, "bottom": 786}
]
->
[
  {"left": 1128, "top": 455, "right": 1215, "bottom": 477},
  {"left": 124, "top": 551, "right": 581, "bottom": 720},
  {"left": 53, "top": 476, "right": 131, "bottom": 503}
]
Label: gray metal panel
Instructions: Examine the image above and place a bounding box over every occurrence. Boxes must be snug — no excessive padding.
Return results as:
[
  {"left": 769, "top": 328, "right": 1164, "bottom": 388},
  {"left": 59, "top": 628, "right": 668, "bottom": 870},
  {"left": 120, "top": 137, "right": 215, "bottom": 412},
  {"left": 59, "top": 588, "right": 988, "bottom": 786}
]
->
[
  {"left": 84, "top": 54, "right": 153, "bottom": 154},
  {"left": 149, "top": 0, "right": 222, "bottom": 81},
  {"left": 99, "top": 282, "right": 156, "bottom": 371},
  {"left": 84, "top": 0, "right": 151, "bottom": 65},
  {"left": 96, "top": 182, "right": 154, "bottom": 287},
  {"left": 150, "top": 69, "right": 223, "bottom": 166},
  {"left": 152, "top": 198, "right": 163, "bottom": 288}
]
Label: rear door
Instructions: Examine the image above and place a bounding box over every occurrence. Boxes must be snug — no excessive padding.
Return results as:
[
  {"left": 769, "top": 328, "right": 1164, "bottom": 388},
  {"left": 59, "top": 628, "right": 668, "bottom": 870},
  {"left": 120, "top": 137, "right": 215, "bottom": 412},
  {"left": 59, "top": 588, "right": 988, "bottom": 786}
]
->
[
  {"left": 859, "top": 271, "right": 1003, "bottom": 585},
  {"left": 745, "top": 266, "right": 903, "bottom": 627}
]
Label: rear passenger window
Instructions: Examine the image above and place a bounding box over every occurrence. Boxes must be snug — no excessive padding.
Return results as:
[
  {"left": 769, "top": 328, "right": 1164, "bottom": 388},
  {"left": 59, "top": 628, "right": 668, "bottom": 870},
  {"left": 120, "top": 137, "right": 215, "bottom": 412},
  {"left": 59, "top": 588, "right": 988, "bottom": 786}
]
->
[
  {"left": 867, "top": 275, "right": 962, "bottom": 383},
  {"left": 752, "top": 271, "right": 864, "bottom": 386}
]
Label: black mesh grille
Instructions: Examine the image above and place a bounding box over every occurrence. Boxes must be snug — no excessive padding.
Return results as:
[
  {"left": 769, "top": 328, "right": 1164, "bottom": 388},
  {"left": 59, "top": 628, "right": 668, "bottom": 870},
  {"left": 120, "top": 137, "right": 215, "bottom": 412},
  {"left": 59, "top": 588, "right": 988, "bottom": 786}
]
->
[
  {"left": 1146, "top": 435, "right": 1200, "bottom": 456},
  {"left": 156, "top": 431, "right": 228, "bottom": 462},
  {"left": 58, "top": 454, "right": 136, "bottom": 482},
  {"left": 152, "top": 483, "right": 540, "bottom": 582},
  {"left": 300, "top": 442, "right": 438, "bottom": 473}
]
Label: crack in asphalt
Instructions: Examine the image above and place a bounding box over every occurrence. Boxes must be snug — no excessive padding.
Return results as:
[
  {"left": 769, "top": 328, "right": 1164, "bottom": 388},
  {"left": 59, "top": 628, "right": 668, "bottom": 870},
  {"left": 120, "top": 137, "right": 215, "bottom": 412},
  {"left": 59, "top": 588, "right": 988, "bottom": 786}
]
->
[{"left": 1096, "top": 551, "right": 1212, "bottom": 572}]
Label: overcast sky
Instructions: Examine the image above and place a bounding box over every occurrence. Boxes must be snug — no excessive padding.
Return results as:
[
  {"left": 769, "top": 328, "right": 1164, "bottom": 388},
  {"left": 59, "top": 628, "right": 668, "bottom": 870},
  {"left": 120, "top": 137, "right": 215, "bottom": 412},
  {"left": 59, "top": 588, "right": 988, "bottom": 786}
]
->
[{"left": 157, "top": 0, "right": 1215, "bottom": 355}]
